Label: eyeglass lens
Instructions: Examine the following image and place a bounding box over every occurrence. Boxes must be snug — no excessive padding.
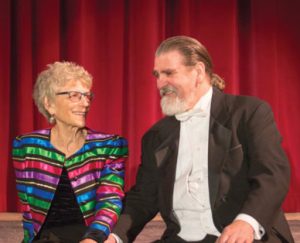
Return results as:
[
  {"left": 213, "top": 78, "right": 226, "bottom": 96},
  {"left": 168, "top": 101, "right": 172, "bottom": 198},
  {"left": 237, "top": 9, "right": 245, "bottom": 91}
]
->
[
  {"left": 69, "top": 91, "right": 93, "bottom": 102},
  {"left": 56, "top": 91, "right": 94, "bottom": 102}
]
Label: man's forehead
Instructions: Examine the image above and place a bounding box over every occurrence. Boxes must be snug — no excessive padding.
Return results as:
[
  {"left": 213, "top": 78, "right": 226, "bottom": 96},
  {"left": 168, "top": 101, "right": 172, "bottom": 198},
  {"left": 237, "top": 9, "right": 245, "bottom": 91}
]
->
[
  {"left": 155, "top": 50, "right": 184, "bottom": 60},
  {"left": 154, "top": 51, "right": 184, "bottom": 69}
]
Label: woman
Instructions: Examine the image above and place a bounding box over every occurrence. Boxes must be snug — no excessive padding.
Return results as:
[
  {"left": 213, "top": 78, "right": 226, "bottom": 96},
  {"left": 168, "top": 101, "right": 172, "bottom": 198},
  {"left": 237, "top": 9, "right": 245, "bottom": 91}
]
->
[{"left": 12, "top": 61, "right": 128, "bottom": 243}]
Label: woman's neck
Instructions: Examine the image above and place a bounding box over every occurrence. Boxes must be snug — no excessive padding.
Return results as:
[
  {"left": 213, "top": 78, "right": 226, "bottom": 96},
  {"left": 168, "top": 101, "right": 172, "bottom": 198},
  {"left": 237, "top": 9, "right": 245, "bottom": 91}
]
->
[{"left": 51, "top": 125, "right": 86, "bottom": 158}]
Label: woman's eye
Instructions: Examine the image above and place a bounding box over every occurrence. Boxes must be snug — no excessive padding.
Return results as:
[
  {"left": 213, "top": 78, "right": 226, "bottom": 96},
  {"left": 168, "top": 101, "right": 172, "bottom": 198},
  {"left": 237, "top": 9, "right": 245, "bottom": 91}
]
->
[{"left": 71, "top": 92, "right": 80, "bottom": 98}]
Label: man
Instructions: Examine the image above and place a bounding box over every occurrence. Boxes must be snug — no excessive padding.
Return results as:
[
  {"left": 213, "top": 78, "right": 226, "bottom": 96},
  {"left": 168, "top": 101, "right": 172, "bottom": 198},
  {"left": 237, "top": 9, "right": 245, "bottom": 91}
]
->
[{"left": 106, "top": 36, "right": 294, "bottom": 243}]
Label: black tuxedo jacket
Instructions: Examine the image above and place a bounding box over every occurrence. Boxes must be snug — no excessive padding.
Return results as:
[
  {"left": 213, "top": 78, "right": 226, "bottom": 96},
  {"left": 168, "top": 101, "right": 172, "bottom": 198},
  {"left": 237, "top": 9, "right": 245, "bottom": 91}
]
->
[{"left": 114, "top": 88, "right": 294, "bottom": 243}]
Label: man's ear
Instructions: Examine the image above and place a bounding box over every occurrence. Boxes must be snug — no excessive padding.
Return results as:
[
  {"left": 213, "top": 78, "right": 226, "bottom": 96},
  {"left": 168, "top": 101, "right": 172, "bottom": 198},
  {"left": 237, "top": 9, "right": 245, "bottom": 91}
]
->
[{"left": 195, "top": 61, "right": 206, "bottom": 84}]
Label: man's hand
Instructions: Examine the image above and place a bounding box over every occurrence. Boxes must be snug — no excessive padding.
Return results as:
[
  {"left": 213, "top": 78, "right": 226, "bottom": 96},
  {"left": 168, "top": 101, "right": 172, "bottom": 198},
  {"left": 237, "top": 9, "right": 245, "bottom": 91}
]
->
[
  {"left": 216, "top": 220, "right": 254, "bottom": 243},
  {"left": 80, "top": 239, "right": 97, "bottom": 243},
  {"left": 104, "top": 234, "right": 117, "bottom": 243}
]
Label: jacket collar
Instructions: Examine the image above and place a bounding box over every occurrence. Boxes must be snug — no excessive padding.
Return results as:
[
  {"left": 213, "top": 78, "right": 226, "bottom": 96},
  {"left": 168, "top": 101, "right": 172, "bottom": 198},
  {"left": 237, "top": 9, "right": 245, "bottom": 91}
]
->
[{"left": 208, "top": 87, "right": 232, "bottom": 207}]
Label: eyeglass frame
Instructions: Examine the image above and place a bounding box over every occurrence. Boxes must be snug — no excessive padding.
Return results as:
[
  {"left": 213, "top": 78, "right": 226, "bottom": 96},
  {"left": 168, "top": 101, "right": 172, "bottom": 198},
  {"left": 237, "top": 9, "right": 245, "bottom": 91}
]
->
[{"left": 55, "top": 91, "right": 94, "bottom": 102}]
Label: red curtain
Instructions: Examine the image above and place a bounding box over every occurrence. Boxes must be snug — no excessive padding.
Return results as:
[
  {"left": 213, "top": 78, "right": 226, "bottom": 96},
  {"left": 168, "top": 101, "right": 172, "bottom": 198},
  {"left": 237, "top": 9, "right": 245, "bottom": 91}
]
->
[{"left": 1, "top": 0, "right": 299, "bottom": 212}]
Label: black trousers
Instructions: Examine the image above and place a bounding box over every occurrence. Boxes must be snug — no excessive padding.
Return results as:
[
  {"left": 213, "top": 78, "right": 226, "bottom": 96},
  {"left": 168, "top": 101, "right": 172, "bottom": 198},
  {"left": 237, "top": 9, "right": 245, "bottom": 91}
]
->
[
  {"left": 153, "top": 234, "right": 218, "bottom": 243},
  {"left": 33, "top": 224, "right": 87, "bottom": 243}
]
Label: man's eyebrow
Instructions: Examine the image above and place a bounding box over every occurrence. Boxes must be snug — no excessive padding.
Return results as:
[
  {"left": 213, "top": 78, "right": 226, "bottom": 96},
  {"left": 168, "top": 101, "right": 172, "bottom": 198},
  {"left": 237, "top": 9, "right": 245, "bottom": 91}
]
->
[{"left": 162, "top": 69, "right": 174, "bottom": 73}]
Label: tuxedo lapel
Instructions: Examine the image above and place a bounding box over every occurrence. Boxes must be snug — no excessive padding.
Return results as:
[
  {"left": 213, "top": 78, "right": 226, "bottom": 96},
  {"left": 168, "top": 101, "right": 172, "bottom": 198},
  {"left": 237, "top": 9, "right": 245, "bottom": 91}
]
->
[
  {"left": 208, "top": 88, "right": 232, "bottom": 208},
  {"left": 154, "top": 117, "right": 180, "bottom": 214}
]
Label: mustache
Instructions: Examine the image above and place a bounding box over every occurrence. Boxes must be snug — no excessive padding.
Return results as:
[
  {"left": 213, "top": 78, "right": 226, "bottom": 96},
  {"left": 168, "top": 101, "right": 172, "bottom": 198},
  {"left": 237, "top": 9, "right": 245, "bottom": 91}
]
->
[{"left": 159, "top": 85, "right": 178, "bottom": 97}]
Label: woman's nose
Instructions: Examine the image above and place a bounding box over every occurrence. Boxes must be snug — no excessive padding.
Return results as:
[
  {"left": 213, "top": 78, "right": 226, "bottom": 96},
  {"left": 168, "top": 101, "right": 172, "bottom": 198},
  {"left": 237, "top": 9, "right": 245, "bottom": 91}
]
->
[{"left": 81, "top": 95, "right": 91, "bottom": 106}]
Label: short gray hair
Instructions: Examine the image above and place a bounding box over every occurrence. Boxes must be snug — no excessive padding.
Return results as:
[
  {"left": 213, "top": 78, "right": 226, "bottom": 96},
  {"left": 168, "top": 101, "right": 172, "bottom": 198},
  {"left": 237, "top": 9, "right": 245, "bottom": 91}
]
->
[{"left": 33, "top": 61, "right": 93, "bottom": 122}]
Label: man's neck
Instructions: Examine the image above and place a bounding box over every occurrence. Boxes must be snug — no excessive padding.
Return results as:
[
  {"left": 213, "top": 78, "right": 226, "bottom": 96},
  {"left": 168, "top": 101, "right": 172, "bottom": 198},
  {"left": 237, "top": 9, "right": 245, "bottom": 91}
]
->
[{"left": 187, "top": 83, "right": 212, "bottom": 111}]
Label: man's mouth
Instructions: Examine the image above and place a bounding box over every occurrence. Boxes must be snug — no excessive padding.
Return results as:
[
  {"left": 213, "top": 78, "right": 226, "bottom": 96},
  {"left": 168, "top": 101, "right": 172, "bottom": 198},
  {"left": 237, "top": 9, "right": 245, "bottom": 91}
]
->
[{"left": 160, "top": 86, "right": 177, "bottom": 97}]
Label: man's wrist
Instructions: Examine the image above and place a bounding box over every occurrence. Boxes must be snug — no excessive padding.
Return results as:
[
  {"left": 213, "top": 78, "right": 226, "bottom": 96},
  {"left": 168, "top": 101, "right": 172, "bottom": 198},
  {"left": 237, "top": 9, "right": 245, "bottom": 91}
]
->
[{"left": 235, "top": 213, "right": 265, "bottom": 240}]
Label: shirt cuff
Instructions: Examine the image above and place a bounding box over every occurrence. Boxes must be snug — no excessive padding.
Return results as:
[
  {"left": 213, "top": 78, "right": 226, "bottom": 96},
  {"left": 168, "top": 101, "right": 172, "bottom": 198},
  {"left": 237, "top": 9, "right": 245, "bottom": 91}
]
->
[
  {"left": 235, "top": 213, "right": 265, "bottom": 240},
  {"left": 111, "top": 233, "right": 123, "bottom": 243}
]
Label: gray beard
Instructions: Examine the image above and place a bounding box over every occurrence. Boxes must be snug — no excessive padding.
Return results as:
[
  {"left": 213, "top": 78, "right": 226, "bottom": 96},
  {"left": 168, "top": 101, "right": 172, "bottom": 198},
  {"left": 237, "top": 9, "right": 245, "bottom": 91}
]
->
[{"left": 160, "top": 95, "right": 188, "bottom": 116}]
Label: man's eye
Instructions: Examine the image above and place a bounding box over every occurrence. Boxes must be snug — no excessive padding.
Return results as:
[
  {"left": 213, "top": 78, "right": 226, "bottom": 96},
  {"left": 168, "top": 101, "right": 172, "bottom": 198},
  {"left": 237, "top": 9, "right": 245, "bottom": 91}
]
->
[{"left": 152, "top": 71, "right": 159, "bottom": 78}]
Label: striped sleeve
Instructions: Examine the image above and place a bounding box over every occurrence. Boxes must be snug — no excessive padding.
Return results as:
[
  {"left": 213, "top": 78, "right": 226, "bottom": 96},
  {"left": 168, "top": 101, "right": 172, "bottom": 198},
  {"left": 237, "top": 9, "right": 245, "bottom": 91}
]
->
[
  {"left": 82, "top": 136, "right": 128, "bottom": 241},
  {"left": 12, "top": 131, "right": 62, "bottom": 243},
  {"left": 12, "top": 136, "right": 34, "bottom": 243}
]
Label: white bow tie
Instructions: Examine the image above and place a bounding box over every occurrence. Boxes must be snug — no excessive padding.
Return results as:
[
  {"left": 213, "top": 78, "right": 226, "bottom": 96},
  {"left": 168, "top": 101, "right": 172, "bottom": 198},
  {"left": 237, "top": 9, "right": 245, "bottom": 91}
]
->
[{"left": 175, "top": 108, "right": 207, "bottom": 122}]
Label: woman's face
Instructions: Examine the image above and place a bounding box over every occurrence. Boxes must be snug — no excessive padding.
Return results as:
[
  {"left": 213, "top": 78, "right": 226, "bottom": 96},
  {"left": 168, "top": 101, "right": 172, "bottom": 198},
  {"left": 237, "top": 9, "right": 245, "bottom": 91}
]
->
[{"left": 46, "top": 79, "right": 92, "bottom": 129}]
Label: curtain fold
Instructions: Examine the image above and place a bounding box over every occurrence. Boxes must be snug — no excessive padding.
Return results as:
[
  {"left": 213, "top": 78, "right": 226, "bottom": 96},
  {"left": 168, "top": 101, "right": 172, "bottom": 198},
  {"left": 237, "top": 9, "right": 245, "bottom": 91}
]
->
[{"left": 1, "top": 0, "right": 299, "bottom": 212}]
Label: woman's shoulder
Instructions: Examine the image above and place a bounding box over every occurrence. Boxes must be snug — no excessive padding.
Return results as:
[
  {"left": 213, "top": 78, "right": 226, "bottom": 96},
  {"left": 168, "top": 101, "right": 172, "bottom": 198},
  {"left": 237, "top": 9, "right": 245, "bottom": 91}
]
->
[
  {"left": 13, "top": 128, "right": 51, "bottom": 146},
  {"left": 85, "top": 128, "right": 127, "bottom": 145}
]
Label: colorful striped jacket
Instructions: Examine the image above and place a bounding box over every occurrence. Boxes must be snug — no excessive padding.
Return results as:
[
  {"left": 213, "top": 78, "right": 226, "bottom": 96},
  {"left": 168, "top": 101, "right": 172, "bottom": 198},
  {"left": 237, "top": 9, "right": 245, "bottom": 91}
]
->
[{"left": 12, "top": 128, "right": 128, "bottom": 243}]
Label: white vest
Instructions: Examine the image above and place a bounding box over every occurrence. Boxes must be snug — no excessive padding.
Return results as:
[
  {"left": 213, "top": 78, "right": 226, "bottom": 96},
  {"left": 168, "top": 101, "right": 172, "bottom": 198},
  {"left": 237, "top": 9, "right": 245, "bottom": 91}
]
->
[{"left": 174, "top": 87, "right": 220, "bottom": 241}]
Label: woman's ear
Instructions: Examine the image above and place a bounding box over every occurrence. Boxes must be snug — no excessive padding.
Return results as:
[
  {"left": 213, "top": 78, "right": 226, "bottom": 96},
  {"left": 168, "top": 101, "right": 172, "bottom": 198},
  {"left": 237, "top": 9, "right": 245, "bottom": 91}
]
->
[{"left": 44, "top": 96, "right": 55, "bottom": 115}]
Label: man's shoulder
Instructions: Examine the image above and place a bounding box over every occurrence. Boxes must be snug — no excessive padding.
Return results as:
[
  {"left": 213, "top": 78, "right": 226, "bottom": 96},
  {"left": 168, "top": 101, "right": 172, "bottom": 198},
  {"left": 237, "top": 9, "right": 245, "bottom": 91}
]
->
[
  {"left": 224, "top": 92, "right": 265, "bottom": 104},
  {"left": 222, "top": 92, "right": 271, "bottom": 112},
  {"left": 212, "top": 89, "right": 274, "bottom": 122}
]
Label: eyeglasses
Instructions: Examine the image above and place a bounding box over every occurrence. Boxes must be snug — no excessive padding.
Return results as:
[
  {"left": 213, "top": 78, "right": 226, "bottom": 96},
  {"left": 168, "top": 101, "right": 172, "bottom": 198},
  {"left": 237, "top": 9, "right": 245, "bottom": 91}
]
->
[{"left": 55, "top": 91, "right": 94, "bottom": 102}]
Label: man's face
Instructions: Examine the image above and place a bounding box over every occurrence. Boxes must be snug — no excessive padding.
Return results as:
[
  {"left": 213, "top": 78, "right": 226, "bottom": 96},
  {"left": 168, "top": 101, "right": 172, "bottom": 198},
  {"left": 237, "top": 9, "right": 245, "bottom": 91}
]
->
[{"left": 153, "top": 50, "right": 199, "bottom": 115}]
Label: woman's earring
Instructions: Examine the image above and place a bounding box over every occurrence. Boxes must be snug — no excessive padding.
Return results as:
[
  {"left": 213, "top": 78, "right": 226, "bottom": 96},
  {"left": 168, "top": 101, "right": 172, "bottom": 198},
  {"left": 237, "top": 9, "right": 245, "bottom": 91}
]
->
[{"left": 49, "top": 115, "right": 56, "bottom": 124}]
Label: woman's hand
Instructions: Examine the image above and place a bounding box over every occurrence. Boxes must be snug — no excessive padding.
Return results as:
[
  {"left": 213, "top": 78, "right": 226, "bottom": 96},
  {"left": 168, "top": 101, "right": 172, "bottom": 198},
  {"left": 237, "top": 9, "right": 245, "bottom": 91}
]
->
[
  {"left": 80, "top": 239, "right": 98, "bottom": 243},
  {"left": 104, "top": 234, "right": 117, "bottom": 243}
]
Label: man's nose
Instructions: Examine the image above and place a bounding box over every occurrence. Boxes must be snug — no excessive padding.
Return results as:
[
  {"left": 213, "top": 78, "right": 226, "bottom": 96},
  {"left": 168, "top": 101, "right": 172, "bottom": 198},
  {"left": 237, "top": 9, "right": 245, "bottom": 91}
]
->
[{"left": 157, "top": 76, "right": 167, "bottom": 90}]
